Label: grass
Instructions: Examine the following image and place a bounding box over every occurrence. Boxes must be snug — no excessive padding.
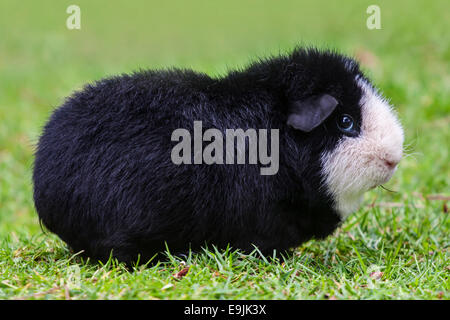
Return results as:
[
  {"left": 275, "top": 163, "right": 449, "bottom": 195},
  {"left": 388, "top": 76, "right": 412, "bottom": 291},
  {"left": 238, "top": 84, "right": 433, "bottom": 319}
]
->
[{"left": 0, "top": 0, "right": 449, "bottom": 300}]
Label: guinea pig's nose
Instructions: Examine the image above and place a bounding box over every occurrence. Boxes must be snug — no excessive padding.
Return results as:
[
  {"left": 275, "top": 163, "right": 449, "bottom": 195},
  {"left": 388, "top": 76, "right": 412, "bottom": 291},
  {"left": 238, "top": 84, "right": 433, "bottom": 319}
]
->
[{"left": 383, "top": 157, "right": 400, "bottom": 170}]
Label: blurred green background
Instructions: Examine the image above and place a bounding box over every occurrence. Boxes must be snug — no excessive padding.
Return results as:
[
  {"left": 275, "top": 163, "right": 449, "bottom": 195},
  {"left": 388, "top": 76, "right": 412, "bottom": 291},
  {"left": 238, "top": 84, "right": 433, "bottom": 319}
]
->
[{"left": 0, "top": 0, "right": 448, "bottom": 299}]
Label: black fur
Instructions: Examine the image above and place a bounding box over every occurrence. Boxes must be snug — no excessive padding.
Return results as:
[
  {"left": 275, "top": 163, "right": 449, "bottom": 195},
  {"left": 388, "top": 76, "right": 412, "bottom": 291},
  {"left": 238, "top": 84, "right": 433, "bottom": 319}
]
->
[{"left": 33, "top": 47, "right": 366, "bottom": 264}]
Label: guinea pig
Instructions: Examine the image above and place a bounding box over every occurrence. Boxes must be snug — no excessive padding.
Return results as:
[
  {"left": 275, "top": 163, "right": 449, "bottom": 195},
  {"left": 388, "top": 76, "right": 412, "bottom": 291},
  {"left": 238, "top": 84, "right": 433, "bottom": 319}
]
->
[{"left": 32, "top": 47, "right": 404, "bottom": 264}]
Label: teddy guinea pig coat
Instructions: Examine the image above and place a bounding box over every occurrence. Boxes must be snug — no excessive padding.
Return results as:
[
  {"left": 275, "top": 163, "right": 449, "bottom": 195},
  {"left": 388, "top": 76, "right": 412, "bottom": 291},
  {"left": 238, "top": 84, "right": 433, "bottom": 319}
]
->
[{"left": 33, "top": 48, "right": 404, "bottom": 264}]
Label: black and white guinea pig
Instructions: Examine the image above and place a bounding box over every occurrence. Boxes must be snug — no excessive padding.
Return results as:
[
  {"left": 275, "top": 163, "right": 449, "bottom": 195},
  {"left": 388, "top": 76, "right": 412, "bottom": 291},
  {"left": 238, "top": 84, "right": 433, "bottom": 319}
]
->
[{"left": 33, "top": 47, "right": 404, "bottom": 264}]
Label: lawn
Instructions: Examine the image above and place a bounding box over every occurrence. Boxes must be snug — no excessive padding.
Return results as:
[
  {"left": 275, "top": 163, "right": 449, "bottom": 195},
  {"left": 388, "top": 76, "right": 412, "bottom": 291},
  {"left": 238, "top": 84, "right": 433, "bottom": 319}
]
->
[{"left": 0, "top": 0, "right": 448, "bottom": 300}]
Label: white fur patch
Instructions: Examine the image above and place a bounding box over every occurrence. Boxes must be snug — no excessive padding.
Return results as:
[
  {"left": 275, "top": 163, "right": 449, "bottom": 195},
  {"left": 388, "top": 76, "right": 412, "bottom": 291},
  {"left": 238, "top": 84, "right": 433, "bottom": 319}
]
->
[{"left": 321, "top": 77, "right": 404, "bottom": 219}]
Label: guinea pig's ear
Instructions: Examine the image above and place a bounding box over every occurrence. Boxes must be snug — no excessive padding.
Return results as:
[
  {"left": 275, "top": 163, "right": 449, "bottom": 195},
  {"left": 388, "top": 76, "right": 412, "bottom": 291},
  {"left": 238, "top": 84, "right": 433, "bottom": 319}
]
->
[{"left": 287, "top": 94, "right": 338, "bottom": 132}]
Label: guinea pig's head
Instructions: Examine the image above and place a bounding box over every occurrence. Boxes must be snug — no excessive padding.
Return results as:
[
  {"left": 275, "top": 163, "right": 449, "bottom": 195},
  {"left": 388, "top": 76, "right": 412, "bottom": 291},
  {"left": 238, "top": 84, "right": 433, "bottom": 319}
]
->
[{"left": 285, "top": 49, "right": 404, "bottom": 220}]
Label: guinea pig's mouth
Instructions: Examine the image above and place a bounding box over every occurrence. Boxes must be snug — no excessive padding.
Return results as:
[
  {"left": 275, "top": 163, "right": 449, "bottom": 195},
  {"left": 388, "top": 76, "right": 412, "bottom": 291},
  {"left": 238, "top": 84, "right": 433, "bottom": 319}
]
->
[
  {"left": 369, "top": 166, "right": 397, "bottom": 190},
  {"left": 368, "top": 184, "right": 379, "bottom": 190},
  {"left": 368, "top": 175, "right": 394, "bottom": 191},
  {"left": 368, "top": 173, "right": 397, "bottom": 191}
]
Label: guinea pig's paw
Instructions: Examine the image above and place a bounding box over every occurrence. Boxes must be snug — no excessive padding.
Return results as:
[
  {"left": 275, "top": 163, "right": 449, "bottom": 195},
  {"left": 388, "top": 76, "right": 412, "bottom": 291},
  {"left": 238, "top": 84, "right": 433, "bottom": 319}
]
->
[{"left": 321, "top": 76, "right": 404, "bottom": 220}]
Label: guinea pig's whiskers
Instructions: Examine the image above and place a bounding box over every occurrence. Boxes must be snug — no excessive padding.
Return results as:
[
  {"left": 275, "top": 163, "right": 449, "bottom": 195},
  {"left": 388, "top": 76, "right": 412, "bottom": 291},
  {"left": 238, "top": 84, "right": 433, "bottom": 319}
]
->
[
  {"left": 402, "top": 146, "right": 422, "bottom": 160},
  {"left": 402, "top": 140, "right": 419, "bottom": 159},
  {"left": 402, "top": 144, "right": 414, "bottom": 153},
  {"left": 379, "top": 185, "right": 397, "bottom": 193},
  {"left": 402, "top": 152, "right": 420, "bottom": 161}
]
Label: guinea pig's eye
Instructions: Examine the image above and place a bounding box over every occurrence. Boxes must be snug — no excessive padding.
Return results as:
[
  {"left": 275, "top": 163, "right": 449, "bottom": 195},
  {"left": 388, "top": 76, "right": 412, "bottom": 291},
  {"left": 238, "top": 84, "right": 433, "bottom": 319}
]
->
[{"left": 337, "top": 114, "right": 354, "bottom": 132}]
